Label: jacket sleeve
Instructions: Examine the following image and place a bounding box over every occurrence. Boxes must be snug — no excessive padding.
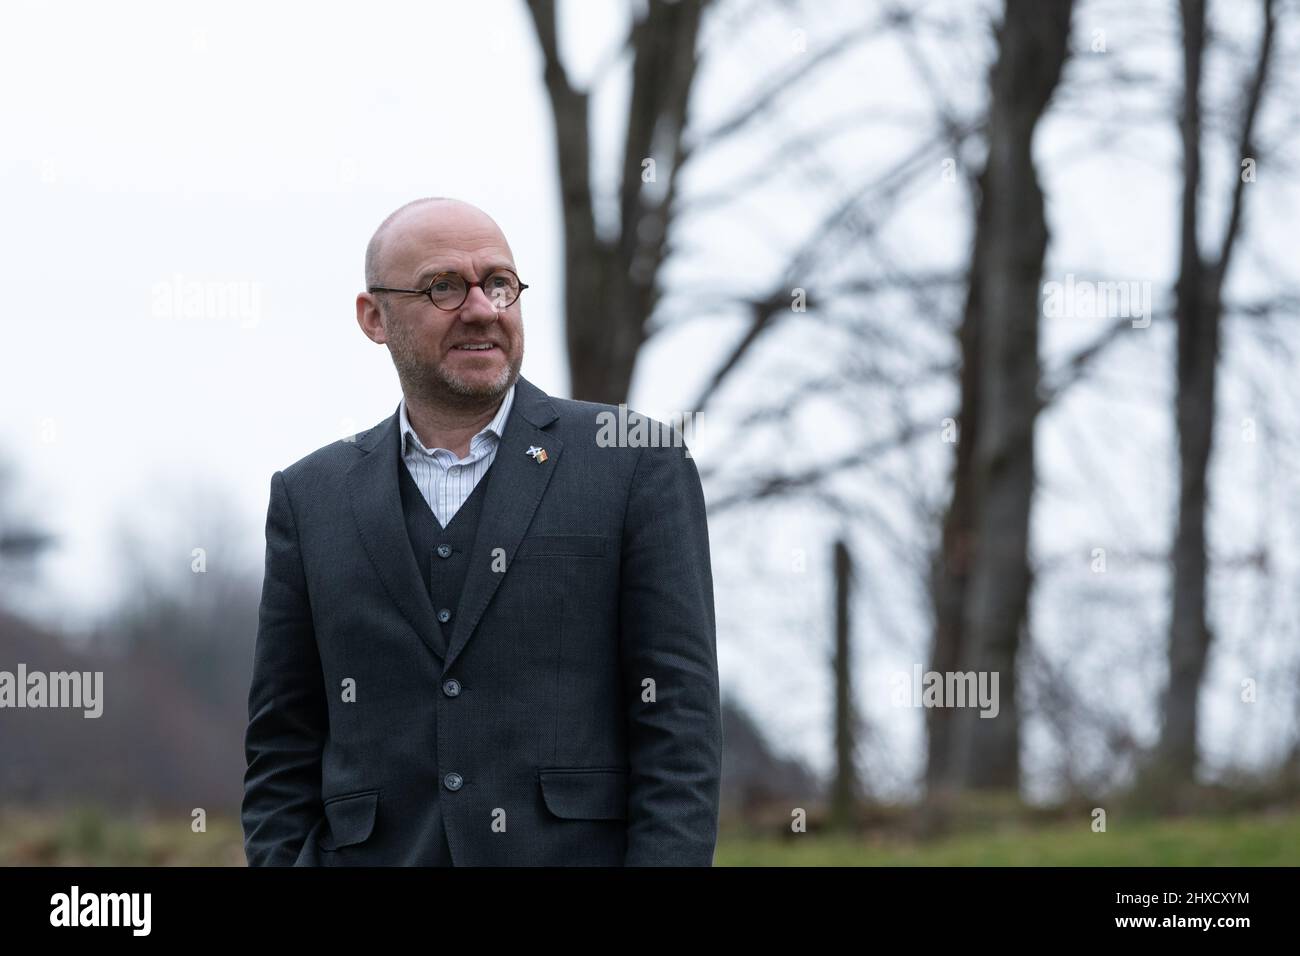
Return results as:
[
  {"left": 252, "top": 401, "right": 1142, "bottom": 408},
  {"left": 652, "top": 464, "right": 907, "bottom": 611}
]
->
[
  {"left": 619, "top": 436, "right": 722, "bottom": 866},
  {"left": 242, "top": 468, "right": 328, "bottom": 866}
]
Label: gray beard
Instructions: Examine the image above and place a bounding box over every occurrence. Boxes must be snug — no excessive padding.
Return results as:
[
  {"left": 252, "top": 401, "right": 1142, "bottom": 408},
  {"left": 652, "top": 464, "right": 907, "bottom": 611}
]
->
[{"left": 387, "top": 321, "right": 522, "bottom": 411}]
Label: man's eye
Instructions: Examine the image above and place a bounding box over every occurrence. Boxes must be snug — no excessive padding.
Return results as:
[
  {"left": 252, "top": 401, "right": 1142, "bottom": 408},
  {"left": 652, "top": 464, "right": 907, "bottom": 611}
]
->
[{"left": 431, "top": 281, "right": 452, "bottom": 293}]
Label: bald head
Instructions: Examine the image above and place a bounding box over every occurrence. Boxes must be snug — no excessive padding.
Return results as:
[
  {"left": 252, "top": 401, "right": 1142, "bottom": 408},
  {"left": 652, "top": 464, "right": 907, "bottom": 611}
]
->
[{"left": 364, "top": 197, "right": 511, "bottom": 290}]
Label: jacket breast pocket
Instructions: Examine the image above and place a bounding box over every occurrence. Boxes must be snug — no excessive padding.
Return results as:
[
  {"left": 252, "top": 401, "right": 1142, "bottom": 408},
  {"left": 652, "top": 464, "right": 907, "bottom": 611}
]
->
[
  {"left": 515, "top": 534, "right": 606, "bottom": 559},
  {"left": 318, "top": 789, "right": 379, "bottom": 851},
  {"left": 538, "top": 767, "right": 628, "bottom": 820}
]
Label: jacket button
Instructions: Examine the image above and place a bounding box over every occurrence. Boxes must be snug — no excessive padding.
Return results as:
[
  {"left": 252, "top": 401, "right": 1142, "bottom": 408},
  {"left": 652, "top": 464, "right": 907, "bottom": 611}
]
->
[
  {"left": 442, "top": 678, "right": 461, "bottom": 697},
  {"left": 437, "top": 608, "right": 452, "bottom": 623},
  {"left": 443, "top": 772, "right": 463, "bottom": 791},
  {"left": 436, "top": 544, "right": 452, "bottom": 559}
]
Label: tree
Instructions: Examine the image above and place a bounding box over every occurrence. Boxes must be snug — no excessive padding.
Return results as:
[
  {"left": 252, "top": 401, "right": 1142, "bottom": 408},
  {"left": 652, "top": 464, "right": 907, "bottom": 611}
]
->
[
  {"left": 829, "top": 537, "right": 859, "bottom": 829},
  {"left": 524, "top": 0, "right": 708, "bottom": 404},
  {"left": 525, "top": 0, "right": 899, "bottom": 405},
  {"left": 930, "top": 0, "right": 1074, "bottom": 796},
  {"left": 1155, "top": 0, "right": 1277, "bottom": 785}
]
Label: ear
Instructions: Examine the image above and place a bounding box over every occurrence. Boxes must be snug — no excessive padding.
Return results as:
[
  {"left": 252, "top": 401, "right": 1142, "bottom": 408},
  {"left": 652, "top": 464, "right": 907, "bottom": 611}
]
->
[{"left": 356, "top": 292, "right": 388, "bottom": 344}]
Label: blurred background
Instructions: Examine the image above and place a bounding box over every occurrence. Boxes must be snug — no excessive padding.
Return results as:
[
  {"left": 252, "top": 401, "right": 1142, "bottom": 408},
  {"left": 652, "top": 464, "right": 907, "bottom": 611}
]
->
[{"left": 3, "top": 0, "right": 1300, "bottom": 865}]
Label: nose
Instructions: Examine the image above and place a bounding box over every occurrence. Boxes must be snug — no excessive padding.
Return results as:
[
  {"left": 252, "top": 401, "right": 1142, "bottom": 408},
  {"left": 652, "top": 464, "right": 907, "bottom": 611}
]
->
[{"left": 458, "top": 284, "right": 502, "bottom": 321}]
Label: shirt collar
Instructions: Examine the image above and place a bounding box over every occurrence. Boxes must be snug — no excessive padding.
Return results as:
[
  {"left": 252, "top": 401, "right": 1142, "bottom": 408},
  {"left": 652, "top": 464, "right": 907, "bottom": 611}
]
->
[{"left": 400, "top": 382, "right": 516, "bottom": 458}]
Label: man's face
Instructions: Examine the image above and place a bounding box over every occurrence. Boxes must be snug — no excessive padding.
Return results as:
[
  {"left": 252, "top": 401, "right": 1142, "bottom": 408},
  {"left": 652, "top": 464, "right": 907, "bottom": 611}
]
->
[{"left": 364, "top": 203, "right": 524, "bottom": 406}]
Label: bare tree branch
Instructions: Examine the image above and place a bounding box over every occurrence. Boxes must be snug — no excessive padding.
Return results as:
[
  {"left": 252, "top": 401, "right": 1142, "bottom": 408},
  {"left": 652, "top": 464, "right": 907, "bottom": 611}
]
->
[{"left": 1212, "top": 0, "right": 1277, "bottom": 291}]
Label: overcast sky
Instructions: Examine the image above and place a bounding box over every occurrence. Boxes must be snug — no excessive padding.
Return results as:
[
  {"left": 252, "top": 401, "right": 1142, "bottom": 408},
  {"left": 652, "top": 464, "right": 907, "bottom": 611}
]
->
[{"left": 3, "top": 0, "right": 1298, "bottom": 793}]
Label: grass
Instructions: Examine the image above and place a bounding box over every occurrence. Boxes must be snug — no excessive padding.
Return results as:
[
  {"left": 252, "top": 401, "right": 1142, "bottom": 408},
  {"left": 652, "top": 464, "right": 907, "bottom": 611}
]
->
[
  {"left": 0, "top": 806, "right": 246, "bottom": 866},
  {"left": 2, "top": 803, "right": 1297, "bottom": 866},
  {"left": 715, "top": 807, "right": 1300, "bottom": 865}
]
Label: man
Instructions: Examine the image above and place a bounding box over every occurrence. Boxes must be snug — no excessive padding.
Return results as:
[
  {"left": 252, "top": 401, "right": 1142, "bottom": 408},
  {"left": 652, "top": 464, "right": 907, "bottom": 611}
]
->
[{"left": 241, "top": 197, "right": 721, "bottom": 866}]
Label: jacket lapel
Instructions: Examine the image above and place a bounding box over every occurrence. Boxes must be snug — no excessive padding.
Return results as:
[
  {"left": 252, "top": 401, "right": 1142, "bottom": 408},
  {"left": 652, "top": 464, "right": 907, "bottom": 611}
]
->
[
  {"left": 347, "top": 404, "right": 449, "bottom": 661},
  {"left": 445, "top": 376, "right": 562, "bottom": 671},
  {"left": 346, "top": 375, "right": 563, "bottom": 670}
]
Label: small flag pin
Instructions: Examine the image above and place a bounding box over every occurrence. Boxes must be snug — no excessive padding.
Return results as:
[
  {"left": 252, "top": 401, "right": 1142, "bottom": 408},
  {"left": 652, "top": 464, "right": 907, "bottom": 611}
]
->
[{"left": 526, "top": 444, "right": 548, "bottom": 464}]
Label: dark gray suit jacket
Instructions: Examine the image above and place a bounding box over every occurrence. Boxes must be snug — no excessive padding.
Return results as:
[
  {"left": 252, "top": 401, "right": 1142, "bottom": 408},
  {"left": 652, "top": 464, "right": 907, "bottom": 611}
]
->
[{"left": 242, "top": 375, "right": 721, "bottom": 865}]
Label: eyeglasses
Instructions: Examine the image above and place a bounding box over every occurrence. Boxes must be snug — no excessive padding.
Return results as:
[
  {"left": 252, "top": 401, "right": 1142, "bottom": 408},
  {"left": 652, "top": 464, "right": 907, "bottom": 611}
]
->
[{"left": 369, "top": 268, "right": 529, "bottom": 312}]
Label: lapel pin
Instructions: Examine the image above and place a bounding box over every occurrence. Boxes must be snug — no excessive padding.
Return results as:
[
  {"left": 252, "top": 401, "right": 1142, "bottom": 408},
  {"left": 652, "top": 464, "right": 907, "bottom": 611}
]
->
[{"left": 526, "top": 444, "right": 549, "bottom": 464}]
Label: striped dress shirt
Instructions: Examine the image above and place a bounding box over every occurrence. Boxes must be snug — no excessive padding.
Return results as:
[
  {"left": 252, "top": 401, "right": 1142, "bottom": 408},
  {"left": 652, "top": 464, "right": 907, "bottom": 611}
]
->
[{"left": 398, "top": 383, "right": 516, "bottom": 528}]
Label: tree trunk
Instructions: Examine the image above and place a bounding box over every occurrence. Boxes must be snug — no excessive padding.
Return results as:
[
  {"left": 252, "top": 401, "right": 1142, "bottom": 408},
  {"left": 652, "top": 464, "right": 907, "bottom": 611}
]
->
[
  {"left": 926, "top": 244, "right": 982, "bottom": 793},
  {"left": 525, "top": 0, "right": 707, "bottom": 403},
  {"left": 830, "top": 538, "right": 858, "bottom": 829},
  {"left": 1157, "top": 0, "right": 1275, "bottom": 785},
  {"left": 1158, "top": 0, "right": 1212, "bottom": 785},
  {"left": 941, "top": 0, "right": 1073, "bottom": 794}
]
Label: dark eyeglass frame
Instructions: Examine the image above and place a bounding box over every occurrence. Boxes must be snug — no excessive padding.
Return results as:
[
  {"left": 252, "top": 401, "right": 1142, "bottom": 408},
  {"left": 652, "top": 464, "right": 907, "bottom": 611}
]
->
[{"left": 368, "top": 267, "right": 529, "bottom": 311}]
